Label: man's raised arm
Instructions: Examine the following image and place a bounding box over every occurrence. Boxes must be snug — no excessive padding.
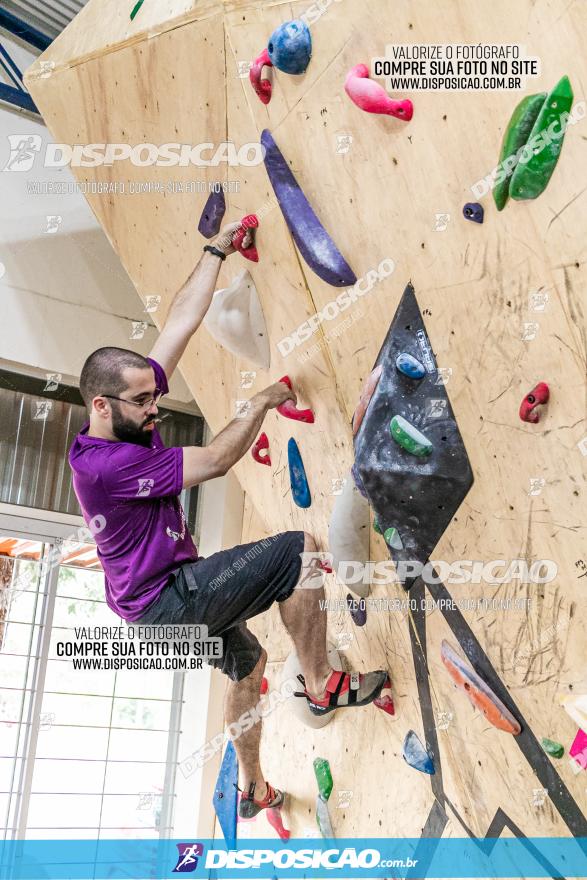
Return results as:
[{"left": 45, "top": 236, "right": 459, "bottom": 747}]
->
[{"left": 149, "top": 220, "right": 249, "bottom": 380}]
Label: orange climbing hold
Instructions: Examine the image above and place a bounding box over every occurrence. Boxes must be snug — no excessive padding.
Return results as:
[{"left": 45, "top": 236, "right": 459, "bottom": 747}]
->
[{"left": 440, "top": 640, "right": 521, "bottom": 735}]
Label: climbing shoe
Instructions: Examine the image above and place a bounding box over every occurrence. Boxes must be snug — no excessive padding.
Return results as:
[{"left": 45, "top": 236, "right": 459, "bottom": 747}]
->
[
  {"left": 294, "top": 668, "right": 388, "bottom": 716},
  {"left": 237, "top": 780, "right": 285, "bottom": 819}
]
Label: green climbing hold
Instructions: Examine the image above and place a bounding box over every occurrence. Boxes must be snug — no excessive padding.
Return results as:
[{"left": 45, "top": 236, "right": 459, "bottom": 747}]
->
[
  {"left": 313, "top": 757, "right": 333, "bottom": 801},
  {"left": 389, "top": 415, "right": 433, "bottom": 457},
  {"left": 384, "top": 527, "right": 403, "bottom": 550},
  {"left": 541, "top": 737, "right": 564, "bottom": 759},
  {"left": 493, "top": 92, "right": 546, "bottom": 211},
  {"left": 130, "top": 0, "right": 145, "bottom": 20},
  {"left": 510, "top": 75, "right": 574, "bottom": 201},
  {"left": 373, "top": 517, "right": 383, "bottom": 534}
]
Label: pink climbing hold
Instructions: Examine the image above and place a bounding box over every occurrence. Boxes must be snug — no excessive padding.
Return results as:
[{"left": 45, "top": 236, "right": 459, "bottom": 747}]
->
[
  {"left": 277, "top": 375, "right": 315, "bottom": 423},
  {"left": 250, "top": 48, "right": 273, "bottom": 104},
  {"left": 252, "top": 432, "right": 271, "bottom": 466},
  {"left": 519, "top": 382, "right": 549, "bottom": 423},
  {"left": 267, "top": 806, "right": 290, "bottom": 839},
  {"left": 233, "top": 214, "right": 259, "bottom": 262},
  {"left": 570, "top": 729, "right": 587, "bottom": 771},
  {"left": 344, "top": 64, "right": 413, "bottom": 121}
]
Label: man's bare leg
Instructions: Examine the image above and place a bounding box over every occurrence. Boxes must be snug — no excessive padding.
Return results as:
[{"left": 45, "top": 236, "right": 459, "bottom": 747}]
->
[
  {"left": 225, "top": 533, "right": 331, "bottom": 802},
  {"left": 278, "top": 532, "right": 332, "bottom": 699},
  {"left": 225, "top": 648, "right": 269, "bottom": 800}
]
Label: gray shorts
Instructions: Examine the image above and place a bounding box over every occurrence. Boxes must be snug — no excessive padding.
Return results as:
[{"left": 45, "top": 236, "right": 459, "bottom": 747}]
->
[{"left": 136, "top": 531, "right": 305, "bottom": 681}]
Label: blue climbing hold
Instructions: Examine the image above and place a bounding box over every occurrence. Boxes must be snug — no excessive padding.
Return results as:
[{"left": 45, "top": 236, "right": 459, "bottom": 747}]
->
[
  {"left": 463, "top": 202, "right": 484, "bottom": 224},
  {"left": 212, "top": 741, "right": 238, "bottom": 848},
  {"left": 396, "top": 352, "right": 425, "bottom": 380},
  {"left": 288, "top": 438, "right": 311, "bottom": 508},
  {"left": 267, "top": 20, "right": 312, "bottom": 75},
  {"left": 402, "top": 730, "right": 435, "bottom": 774}
]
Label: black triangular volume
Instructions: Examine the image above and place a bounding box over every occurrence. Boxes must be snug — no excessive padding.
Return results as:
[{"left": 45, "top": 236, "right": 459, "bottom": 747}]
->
[{"left": 353, "top": 282, "right": 474, "bottom": 588}]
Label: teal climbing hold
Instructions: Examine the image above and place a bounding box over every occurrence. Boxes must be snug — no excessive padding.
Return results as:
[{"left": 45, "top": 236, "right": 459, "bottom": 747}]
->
[
  {"left": 402, "top": 730, "right": 435, "bottom": 774},
  {"left": 384, "top": 527, "right": 403, "bottom": 550},
  {"left": 541, "top": 737, "right": 564, "bottom": 759},
  {"left": 390, "top": 414, "right": 433, "bottom": 457},
  {"left": 288, "top": 438, "right": 311, "bottom": 508},
  {"left": 396, "top": 352, "right": 426, "bottom": 380},
  {"left": 316, "top": 794, "right": 335, "bottom": 838}
]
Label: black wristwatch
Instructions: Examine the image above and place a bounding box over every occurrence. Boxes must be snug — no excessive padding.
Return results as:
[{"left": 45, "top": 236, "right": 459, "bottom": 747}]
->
[{"left": 203, "top": 245, "right": 226, "bottom": 261}]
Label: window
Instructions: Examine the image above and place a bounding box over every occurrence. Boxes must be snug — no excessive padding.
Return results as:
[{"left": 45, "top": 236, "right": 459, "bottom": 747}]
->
[
  {"left": 0, "top": 369, "right": 204, "bottom": 537},
  {"left": 0, "top": 537, "right": 183, "bottom": 840}
]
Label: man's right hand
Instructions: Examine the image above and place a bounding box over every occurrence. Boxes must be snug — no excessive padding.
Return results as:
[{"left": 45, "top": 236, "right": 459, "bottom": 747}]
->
[{"left": 259, "top": 381, "right": 297, "bottom": 409}]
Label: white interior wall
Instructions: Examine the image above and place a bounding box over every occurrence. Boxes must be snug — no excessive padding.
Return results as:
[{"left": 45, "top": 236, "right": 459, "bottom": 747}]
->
[{"left": 0, "top": 34, "right": 195, "bottom": 407}]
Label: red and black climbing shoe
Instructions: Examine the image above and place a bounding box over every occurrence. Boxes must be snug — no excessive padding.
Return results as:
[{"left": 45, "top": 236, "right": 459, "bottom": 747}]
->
[
  {"left": 294, "top": 668, "right": 388, "bottom": 716},
  {"left": 237, "top": 780, "right": 285, "bottom": 819}
]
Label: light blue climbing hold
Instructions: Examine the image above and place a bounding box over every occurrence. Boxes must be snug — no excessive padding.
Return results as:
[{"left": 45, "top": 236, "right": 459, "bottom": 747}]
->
[
  {"left": 384, "top": 527, "right": 403, "bottom": 550},
  {"left": 288, "top": 438, "right": 311, "bottom": 508},
  {"left": 212, "top": 741, "right": 238, "bottom": 848},
  {"left": 267, "top": 20, "right": 312, "bottom": 75},
  {"left": 402, "top": 730, "right": 435, "bottom": 775},
  {"left": 396, "top": 352, "right": 426, "bottom": 380}
]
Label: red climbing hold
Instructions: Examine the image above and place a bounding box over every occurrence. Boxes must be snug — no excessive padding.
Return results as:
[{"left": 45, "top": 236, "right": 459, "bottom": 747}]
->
[
  {"left": 267, "top": 806, "right": 291, "bottom": 840},
  {"left": 344, "top": 64, "right": 413, "bottom": 121},
  {"left": 250, "top": 49, "right": 273, "bottom": 104},
  {"left": 252, "top": 432, "right": 271, "bottom": 466},
  {"left": 233, "top": 215, "right": 259, "bottom": 262},
  {"left": 519, "top": 382, "right": 549, "bottom": 423},
  {"left": 260, "top": 676, "right": 269, "bottom": 695},
  {"left": 374, "top": 676, "right": 395, "bottom": 716},
  {"left": 277, "top": 376, "right": 315, "bottom": 423}
]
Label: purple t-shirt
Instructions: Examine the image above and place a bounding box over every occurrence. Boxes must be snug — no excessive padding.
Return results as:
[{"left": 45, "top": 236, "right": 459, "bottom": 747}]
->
[{"left": 68, "top": 358, "right": 198, "bottom": 621}]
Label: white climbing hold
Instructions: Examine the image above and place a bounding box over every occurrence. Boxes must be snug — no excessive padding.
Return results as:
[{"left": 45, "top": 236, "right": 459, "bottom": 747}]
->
[
  {"left": 204, "top": 269, "right": 270, "bottom": 369},
  {"left": 328, "top": 469, "right": 370, "bottom": 598}
]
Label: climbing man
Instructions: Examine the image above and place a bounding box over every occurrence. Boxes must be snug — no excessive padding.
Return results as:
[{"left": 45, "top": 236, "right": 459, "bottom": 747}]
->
[{"left": 69, "top": 220, "right": 388, "bottom": 819}]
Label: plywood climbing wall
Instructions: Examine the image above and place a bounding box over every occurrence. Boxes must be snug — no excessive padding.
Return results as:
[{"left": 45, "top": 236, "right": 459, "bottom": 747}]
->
[{"left": 26, "top": 0, "right": 587, "bottom": 851}]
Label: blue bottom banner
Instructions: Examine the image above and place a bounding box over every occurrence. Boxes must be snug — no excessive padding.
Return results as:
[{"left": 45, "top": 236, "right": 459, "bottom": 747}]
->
[{"left": 0, "top": 837, "right": 586, "bottom": 879}]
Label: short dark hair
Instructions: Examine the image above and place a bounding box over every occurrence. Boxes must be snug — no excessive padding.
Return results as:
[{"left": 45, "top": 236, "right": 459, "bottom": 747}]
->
[{"left": 79, "top": 347, "right": 151, "bottom": 408}]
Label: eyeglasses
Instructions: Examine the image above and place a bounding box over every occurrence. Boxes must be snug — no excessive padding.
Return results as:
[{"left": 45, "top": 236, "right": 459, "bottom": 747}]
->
[{"left": 101, "top": 392, "right": 163, "bottom": 410}]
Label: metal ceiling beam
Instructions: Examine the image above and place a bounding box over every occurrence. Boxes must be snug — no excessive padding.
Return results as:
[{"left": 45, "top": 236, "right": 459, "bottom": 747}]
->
[
  {"left": 0, "top": 7, "right": 51, "bottom": 51},
  {"left": 0, "top": 81, "right": 38, "bottom": 113}
]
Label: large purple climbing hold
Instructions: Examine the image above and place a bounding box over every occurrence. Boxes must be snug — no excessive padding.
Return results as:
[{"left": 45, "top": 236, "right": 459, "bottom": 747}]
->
[
  {"left": 198, "top": 189, "right": 226, "bottom": 238},
  {"left": 288, "top": 438, "right": 311, "bottom": 508},
  {"left": 261, "top": 130, "right": 356, "bottom": 288}
]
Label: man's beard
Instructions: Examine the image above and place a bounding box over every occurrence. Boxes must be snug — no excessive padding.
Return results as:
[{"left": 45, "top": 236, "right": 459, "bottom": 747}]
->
[{"left": 111, "top": 403, "right": 154, "bottom": 447}]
